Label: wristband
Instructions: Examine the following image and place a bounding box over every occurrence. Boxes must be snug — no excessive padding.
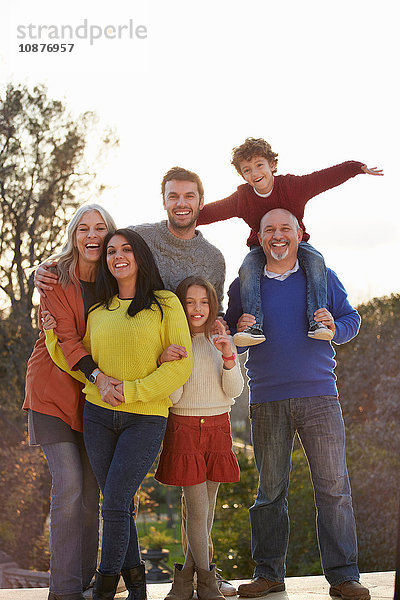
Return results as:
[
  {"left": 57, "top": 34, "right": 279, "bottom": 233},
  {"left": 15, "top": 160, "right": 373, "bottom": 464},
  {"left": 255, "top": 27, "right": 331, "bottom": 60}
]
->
[{"left": 222, "top": 352, "right": 236, "bottom": 362}]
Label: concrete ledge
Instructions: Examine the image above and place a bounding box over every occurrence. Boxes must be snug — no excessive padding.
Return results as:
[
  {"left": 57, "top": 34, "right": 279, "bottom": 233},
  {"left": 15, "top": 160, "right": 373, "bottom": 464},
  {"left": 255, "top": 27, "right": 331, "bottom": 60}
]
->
[{"left": 0, "top": 571, "right": 395, "bottom": 599}]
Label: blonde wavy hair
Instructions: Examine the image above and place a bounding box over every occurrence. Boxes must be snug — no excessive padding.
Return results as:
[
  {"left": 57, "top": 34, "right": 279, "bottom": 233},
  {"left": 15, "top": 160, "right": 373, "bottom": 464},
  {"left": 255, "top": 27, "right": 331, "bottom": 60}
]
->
[{"left": 47, "top": 204, "right": 117, "bottom": 288}]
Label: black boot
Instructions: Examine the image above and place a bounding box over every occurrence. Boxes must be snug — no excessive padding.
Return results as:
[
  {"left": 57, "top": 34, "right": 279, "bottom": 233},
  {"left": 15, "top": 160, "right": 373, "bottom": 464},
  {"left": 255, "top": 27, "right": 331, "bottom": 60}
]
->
[
  {"left": 93, "top": 570, "right": 120, "bottom": 600},
  {"left": 48, "top": 593, "right": 85, "bottom": 600},
  {"left": 121, "top": 561, "right": 147, "bottom": 600}
]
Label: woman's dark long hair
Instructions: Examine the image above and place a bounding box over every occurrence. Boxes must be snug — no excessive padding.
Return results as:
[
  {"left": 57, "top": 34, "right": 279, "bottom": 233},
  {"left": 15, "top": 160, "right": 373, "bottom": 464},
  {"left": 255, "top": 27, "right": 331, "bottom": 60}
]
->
[{"left": 93, "top": 228, "right": 165, "bottom": 318}]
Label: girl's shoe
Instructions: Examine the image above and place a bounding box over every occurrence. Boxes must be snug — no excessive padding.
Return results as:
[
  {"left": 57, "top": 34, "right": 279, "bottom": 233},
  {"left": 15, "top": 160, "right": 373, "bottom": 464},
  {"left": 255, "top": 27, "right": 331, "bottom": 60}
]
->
[
  {"left": 215, "top": 571, "right": 237, "bottom": 596},
  {"left": 196, "top": 565, "right": 225, "bottom": 600},
  {"left": 165, "top": 563, "right": 195, "bottom": 600}
]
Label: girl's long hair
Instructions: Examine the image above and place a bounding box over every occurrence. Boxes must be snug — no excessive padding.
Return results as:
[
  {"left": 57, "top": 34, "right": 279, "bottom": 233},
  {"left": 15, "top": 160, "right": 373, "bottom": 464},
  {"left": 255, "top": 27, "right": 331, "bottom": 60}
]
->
[
  {"left": 46, "top": 204, "right": 117, "bottom": 288},
  {"left": 175, "top": 276, "right": 218, "bottom": 339},
  {"left": 94, "top": 228, "right": 165, "bottom": 318}
]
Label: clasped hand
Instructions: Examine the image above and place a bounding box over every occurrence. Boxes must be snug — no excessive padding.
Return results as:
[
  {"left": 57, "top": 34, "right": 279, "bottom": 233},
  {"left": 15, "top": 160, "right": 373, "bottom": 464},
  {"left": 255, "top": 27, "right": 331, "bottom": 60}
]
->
[{"left": 95, "top": 373, "right": 125, "bottom": 407}]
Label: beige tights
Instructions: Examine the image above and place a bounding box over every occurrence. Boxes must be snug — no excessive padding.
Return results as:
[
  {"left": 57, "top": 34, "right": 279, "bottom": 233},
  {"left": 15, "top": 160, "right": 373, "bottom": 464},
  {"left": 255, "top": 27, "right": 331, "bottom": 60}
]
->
[{"left": 182, "top": 480, "right": 220, "bottom": 571}]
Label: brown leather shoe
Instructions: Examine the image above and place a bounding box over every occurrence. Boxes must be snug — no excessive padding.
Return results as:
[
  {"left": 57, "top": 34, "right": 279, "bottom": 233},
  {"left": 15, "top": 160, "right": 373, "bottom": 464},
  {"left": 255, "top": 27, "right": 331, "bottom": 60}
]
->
[
  {"left": 237, "top": 577, "right": 285, "bottom": 597},
  {"left": 329, "top": 580, "right": 371, "bottom": 600}
]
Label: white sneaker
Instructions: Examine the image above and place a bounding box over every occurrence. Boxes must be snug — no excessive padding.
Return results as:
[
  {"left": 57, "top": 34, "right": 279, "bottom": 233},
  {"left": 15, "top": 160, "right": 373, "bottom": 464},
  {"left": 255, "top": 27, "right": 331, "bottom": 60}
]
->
[
  {"left": 307, "top": 322, "right": 333, "bottom": 341},
  {"left": 233, "top": 327, "right": 265, "bottom": 347},
  {"left": 216, "top": 571, "right": 237, "bottom": 596},
  {"left": 83, "top": 584, "right": 93, "bottom": 599}
]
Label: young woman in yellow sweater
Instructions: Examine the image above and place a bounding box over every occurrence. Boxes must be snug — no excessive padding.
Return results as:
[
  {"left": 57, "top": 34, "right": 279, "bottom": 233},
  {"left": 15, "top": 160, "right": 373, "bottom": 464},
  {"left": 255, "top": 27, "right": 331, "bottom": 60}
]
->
[
  {"left": 45, "top": 228, "right": 192, "bottom": 600},
  {"left": 155, "top": 276, "right": 243, "bottom": 600}
]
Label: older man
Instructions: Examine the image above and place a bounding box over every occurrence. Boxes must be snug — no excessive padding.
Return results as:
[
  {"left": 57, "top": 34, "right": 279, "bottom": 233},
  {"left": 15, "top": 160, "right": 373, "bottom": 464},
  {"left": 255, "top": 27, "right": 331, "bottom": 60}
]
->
[{"left": 225, "top": 208, "right": 369, "bottom": 600}]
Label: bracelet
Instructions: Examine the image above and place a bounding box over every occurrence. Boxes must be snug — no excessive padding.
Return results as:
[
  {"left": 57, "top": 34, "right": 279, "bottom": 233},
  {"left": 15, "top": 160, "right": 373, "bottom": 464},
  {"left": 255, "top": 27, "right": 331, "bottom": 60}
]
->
[
  {"left": 157, "top": 357, "right": 162, "bottom": 367},
  {"left": 222, "top": 352, "right": 236, "bottom": 362}
]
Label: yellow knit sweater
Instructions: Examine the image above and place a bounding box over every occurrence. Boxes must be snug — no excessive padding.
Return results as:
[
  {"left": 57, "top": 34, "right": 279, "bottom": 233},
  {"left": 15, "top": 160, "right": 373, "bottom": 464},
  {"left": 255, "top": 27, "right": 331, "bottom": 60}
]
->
[{"left": 45, "top": 290, "right": 193, "bottom": 418}]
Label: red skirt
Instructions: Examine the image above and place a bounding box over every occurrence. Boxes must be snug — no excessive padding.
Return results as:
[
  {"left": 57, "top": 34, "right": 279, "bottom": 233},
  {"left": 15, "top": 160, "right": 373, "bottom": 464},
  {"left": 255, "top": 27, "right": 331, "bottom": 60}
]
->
[{"left": 155, "top": 412, "right": 240, "bottom": 486}]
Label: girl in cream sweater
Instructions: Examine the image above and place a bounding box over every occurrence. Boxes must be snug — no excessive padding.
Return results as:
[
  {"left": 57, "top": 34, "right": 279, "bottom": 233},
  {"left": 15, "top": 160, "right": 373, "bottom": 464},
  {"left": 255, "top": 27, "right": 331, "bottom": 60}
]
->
[{"left": 155, "top": 276, "right": 243, "bottom": 600}]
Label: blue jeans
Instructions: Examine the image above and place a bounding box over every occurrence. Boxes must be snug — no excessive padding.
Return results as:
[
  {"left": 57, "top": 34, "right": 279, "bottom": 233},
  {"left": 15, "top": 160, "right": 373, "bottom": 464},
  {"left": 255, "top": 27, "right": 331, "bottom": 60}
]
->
[
  {"left": 42, "top": 437, "right": 100, "bottom": 595},
  {"left": 239, "top": 242, "right": 327, "bottom": 329},
  {"left": 249, "top": 396, "right": 359, "bottom": 585},
  {"left": 83, "top": 402, "right": 167, "bottom": 574}
]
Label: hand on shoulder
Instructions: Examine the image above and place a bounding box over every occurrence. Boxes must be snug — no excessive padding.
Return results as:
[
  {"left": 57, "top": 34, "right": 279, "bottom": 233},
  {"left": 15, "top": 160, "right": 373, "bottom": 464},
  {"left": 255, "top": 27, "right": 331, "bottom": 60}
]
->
[{"left": 35, "top": 261, "right": 59, "bottom": 297}]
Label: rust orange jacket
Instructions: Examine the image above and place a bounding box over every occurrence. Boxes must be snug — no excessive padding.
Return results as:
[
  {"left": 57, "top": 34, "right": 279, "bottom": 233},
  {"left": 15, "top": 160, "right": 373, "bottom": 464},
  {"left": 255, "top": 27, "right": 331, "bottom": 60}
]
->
[{"left": 23, "top": 280, "right": 90, "bottom": 432}]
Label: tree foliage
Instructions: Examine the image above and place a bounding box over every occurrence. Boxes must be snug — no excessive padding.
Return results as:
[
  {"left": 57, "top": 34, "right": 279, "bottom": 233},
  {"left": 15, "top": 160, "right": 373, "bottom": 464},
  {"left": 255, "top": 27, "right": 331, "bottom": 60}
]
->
[
  {"left": 0, "top": 422, "right": 51, "bottom": 570},
  {"left": 0, "top": 315, "right": 36, "bottom": 427},
  {"left": 336, "top": 294, "right": 400, "bottom": 573},
  {"left": 0, "top": 83, "right": 117, "bottom": 324},
  {"left": 0, "top": 83, "right": 118, "bottom": 570},
  {"left": 0, "top": 82, "right": 118, "bottom": 422}
]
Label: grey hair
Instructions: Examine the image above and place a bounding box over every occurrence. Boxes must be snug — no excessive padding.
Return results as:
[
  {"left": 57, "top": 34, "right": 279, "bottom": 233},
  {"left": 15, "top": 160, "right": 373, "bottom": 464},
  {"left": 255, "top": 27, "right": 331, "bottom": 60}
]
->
[
  {"left": 47, "top": 204, "right": 117, "bottom": 288},
  {"left": 259, "top": 209, "right": 300, "bottom": 233}
]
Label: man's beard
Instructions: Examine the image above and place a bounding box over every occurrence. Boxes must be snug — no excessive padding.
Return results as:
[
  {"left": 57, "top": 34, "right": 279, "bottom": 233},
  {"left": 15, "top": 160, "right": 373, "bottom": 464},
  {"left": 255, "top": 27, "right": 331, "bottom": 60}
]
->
[
  {"left": 168, "top": 208, "right": 200, "bottom": 232},
  {"left": 270, "top": 247, "right": 289, "bottom": 261}
]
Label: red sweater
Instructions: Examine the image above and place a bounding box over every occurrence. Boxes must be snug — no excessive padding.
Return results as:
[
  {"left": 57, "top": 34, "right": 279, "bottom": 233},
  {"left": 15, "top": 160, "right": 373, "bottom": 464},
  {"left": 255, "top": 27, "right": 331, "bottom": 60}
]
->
[{"left": 197, "top": 161, "right": 364, "bottom": 246}]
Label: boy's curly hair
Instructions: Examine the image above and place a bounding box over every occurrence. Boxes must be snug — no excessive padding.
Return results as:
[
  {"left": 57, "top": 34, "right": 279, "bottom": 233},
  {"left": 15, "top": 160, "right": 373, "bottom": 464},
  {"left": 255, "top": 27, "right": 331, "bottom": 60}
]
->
[{"left": 231, "top": 137, "right": 279, "bottom": 176}]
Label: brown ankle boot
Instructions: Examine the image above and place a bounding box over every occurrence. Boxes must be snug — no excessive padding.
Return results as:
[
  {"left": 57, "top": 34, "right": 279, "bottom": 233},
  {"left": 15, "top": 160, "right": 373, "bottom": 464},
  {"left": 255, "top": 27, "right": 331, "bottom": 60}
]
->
[
  {"left": 165, "top": 563, "right": 194, "bottom": 600},
  {"left": 196, "top": 565, "right": 225, "bottom": 600}
]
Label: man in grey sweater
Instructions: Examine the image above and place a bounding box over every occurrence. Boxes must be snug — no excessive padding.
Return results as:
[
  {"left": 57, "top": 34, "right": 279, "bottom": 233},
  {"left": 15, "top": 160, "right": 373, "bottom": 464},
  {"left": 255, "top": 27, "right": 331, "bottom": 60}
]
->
[{"left": 130, "top": 166, "right": 226, "bottom": 312}]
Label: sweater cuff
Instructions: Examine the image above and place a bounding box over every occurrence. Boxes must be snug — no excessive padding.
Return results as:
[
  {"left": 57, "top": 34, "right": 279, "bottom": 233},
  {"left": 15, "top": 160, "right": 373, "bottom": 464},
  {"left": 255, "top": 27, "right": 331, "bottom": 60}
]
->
[{"left": 74, "top": 355, "right": 98, "bottom": 379}]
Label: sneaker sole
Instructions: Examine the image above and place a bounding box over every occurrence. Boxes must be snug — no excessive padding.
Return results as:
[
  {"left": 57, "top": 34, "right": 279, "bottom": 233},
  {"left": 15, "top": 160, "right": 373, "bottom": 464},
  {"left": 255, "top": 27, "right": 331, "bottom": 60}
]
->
[
  {"left": 238, "top": 583, "right": 285, "bottom": 597},
  {"left": 233, "top": 334, "right": 266, "bottom": 347},
  {"left": 308, "top": 330, "right": 333, "bottom": 341},
  {"left": 218, "top": 585, "right": 237, "bottom": 596}
]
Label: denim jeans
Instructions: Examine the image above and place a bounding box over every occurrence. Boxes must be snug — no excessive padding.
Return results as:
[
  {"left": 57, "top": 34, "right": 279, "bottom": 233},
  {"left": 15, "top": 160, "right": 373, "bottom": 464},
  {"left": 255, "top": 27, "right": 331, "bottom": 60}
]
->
[
  {"left": 42, "top": 437, "right": 100, "bottom": 595},
  {"left": 239, "top": 242, "right": 327, "bottom": 329},
  {"left": 83, "top": 402, "right": 167, "bottom": 574},
  {"left": 249, "top": 396, "right": 359, "bottom": 585}
]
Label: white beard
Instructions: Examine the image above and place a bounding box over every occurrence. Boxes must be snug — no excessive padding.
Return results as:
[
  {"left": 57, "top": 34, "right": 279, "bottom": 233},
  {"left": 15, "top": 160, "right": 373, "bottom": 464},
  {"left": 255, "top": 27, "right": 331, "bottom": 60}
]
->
[{"left": 271, "top": 247, "right": 289, "bottom": 261}]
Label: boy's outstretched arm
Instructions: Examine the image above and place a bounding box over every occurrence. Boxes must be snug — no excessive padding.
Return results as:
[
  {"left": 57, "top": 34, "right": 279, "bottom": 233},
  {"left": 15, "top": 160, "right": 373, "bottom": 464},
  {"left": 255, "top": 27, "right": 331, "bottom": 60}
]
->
[
  {"left": 197, "top": 190, "right": 240, "bottom": 226},
  {"left": 285, "top": 161, "right": 383, "bottom": 209}
]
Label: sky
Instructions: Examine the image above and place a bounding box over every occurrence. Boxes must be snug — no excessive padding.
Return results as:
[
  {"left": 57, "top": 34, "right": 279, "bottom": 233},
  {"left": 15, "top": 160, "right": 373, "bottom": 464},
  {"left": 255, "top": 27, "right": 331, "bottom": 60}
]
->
[{"left": 1, "top": 0, "right": 399, "bottom": 309}]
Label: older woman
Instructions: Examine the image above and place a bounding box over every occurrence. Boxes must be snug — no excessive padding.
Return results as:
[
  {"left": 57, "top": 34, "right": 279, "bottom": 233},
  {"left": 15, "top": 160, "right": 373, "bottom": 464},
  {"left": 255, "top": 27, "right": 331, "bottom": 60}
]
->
[
  {"left": 24, "top": 204, "right": 116, "bottom": 600},
  {"left": 45, "top": 228, "right": 193, "bottom": 600}
]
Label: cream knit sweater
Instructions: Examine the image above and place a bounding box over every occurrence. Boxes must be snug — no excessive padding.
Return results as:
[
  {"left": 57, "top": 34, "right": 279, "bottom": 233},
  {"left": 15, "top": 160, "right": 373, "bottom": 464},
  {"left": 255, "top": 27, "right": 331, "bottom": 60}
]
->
[{"left": 170, "top": 333, "right": 243, "bottom": 416}]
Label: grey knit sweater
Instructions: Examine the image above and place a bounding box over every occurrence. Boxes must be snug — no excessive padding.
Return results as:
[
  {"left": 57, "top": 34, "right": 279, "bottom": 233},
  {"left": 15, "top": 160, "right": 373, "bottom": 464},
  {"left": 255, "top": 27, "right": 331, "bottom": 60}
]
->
[{"left": 130, "top": 220, "right": 226, "bottom": 312}]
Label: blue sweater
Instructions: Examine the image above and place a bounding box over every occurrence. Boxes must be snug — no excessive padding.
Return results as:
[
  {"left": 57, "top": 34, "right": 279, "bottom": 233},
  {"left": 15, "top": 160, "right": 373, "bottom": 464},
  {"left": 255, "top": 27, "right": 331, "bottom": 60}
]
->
[{"left": 225, "top": 268, "right": 361, "bottom": 403}]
